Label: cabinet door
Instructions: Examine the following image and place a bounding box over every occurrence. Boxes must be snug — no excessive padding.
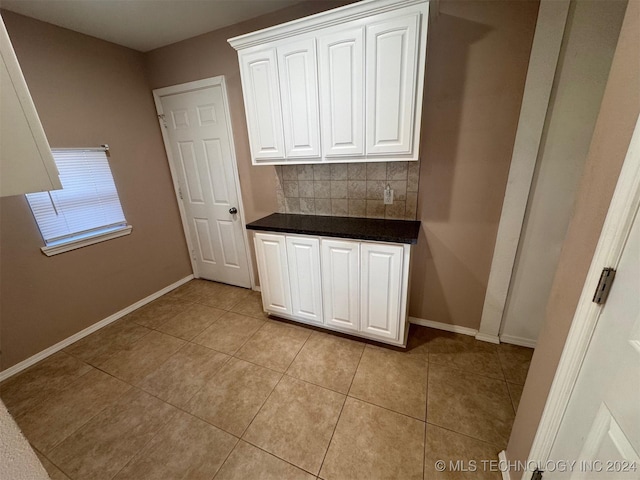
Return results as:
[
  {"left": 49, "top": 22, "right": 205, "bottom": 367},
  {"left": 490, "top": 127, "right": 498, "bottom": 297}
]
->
[
  {"left": 318, "top": 26, "right": 364, "bottom": 157},
  {"left": 365, "top": 13, "right": 420, "bottom": 156},
  {"left": 286, "top": 236, "right": 323, "bottom": 324},
  {"left": 254, "top": 233, "right": 292, "bottom": 315},
  {"left": 321, "top": 239, "right": 360, "bottom": 331},
  {"left": 1, "top": 18, "right": 61, "bottom": 197},
  {"left": 239, "top": 49, "right": 286, "bottom": 161},
  {"left": 277, "top": 39, "right": 321, "bottom": 159},
  {"left": 360, "top": 243, "right": 403, "bottom": 340}
]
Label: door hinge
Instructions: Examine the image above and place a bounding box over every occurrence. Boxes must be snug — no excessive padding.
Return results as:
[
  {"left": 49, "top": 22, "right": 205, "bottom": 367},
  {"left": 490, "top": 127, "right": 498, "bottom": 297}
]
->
[
  {"left": 158, "top": 114, "right": 167, "bottom": 128},
  {"left": 178, "top": 186, "right": 183, "bottom": 200},
  {"left": 531, "top": 470, "right": 543, "bottom": 480},
  {"left": 592, "top": 267, "right": 616, "bottom": 305}
]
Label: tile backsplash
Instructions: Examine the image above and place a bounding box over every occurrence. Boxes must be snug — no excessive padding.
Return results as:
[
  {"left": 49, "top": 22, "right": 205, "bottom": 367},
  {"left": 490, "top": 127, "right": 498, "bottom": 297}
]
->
[{"left": 274, "top": 162, "right": 419, "bottom": 220}]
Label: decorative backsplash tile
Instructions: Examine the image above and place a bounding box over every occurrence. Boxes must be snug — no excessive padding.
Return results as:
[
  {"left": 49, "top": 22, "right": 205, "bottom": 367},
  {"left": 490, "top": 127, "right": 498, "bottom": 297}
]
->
[{"left": 274, "top": 162, "right": 420, "bottom": 220}]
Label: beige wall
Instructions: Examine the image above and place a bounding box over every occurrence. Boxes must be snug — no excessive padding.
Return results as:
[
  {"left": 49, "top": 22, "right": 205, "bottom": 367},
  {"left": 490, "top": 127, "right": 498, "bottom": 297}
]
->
[
  {"left": 0, "top": 12, "right": 192, "bottom": 370},
  {"left": 144, "top": 1, "right": 354, "bottom": 284},
  {"left": 146, "top": 1, "right": 539, "bottom": 327},
  {"left": 145, "top": 1, "right": 354, "bottom": 222},
  {"left": 410, "top": 0, "right": 538, "bottom": 327},
  {"left": 507, "top": 0, "right": 639, "bottom": 466}
]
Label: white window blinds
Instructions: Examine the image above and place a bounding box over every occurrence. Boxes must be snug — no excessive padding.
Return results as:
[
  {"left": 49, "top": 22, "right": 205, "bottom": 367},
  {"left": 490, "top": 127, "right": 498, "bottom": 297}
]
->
[{"left": 25, "top": 148, "right": 127, "bottom": 246}]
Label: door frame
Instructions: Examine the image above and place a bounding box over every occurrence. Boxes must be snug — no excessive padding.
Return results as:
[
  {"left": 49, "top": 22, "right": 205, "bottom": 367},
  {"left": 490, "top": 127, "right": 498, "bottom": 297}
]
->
[
  {"left": 152, "top": 75, "right": 255, "bottom": 289},
  {"left": 522, "top": 113, "right": 640, "bottom": 478}
]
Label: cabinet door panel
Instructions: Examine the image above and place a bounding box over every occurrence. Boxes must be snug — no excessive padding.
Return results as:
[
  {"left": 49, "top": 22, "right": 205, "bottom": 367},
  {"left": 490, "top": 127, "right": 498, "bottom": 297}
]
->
[
  {"left": 360, "top": 243, "right": 403, "bottom": 340},
  {"left": 318, "top": 27, "right": 364, "bottom": 157},
  {"left": 239, "top": 49, "right": 285, "bottom": 161},
  {"left": 254, "top": 233, "right": 292, "bottom": 315},
  {"left": 321, "top": 239, "right": 359, "bottom": 331},
  {"left": 277, "top": 39, "right": 321, "bottom": 158},
  {"left": 286, "top": 236, "right": 323, "bottom": 324},
  {"left": 365, "top": 13, "right": 419, "bottom": 155}
]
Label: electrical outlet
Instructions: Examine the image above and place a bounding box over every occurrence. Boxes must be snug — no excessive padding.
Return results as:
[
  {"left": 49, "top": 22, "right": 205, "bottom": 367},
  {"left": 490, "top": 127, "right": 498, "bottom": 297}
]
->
[{"left": 383, "top": 186, "right": 394, "bottom": 205}]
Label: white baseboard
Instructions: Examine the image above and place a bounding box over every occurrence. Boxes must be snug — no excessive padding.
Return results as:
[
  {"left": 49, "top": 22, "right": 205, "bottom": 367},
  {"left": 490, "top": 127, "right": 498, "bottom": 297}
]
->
[
  {"left": 475, "top": 332, "right": 501, "bottom": 344},
  {"left": 500, "top": 334, "right": 537, "bottom": 349},
  {"left": 408, "top": 317, "right": 478, "bottom": 337},
  {"left": 499, "top": 451, "right": 511, "bottom": 480},
  {"left": 0, "top": 275, "right": 194, "bottom": 383},
  {"left": 252, "top": 285, "right": 261, "bottom": 292}
]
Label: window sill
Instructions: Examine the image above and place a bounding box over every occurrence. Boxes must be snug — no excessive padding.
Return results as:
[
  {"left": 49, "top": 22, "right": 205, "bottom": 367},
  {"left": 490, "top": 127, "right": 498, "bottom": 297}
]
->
[{"left": 41, "top": 225, "right": 132, "bottom": 256}]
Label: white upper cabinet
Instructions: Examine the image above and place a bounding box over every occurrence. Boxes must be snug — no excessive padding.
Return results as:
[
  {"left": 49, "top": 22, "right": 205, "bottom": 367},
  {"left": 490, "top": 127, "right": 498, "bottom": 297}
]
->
[
  {"left": 239, "top": 49, "right": 286, "bottom": 161},
  {"left": 229, "top": 0, "right": 429, "bottom": 166},
  {"left": 318, "top": 26, "right": 365, "bottom": 157},
  {"left": 277, "top": 38, "right": 321, "bottom": 158},
  {"left": 0, "top": 16, "right": 61, "bottom": 197},
  {"left": 365, "top": 13, "right": 420, "bottom": 156}
]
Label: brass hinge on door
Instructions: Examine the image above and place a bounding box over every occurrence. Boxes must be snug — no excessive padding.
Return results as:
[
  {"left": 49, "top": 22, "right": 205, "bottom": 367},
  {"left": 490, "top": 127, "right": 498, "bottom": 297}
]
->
[
  {"left": 592, "top": 267, "right": 616, "bottom": 305},
  {"left": 158, "top": 114, "right": 167, "bottom": 128}
]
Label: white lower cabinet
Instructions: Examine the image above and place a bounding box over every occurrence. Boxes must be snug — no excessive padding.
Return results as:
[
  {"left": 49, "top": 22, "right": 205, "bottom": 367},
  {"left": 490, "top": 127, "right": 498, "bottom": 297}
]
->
[
  {"left": 254, "top": 231, "right": 410, "bottom": 346},
  {"left": 286, "top": 236, "right": 323, "bottom": 325},
  {"left": 254, "top": 233, "right": 292, "bottom": 315},
  {"left": 360, "top": 243, "right": 403, "bottom": 340},
  {"left": 321, "top": 239, "right": 360, "bottom": 332}
]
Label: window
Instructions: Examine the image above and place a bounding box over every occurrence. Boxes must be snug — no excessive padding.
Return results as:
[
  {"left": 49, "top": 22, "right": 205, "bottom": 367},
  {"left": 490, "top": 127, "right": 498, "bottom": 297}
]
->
[{"left": 25, "top": 147, "right": 131, "bottom": 256}]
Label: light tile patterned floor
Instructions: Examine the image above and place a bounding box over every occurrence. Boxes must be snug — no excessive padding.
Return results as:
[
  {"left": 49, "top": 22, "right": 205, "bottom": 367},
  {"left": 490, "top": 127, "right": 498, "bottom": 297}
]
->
[{"left": 0, "top": 279, "right": 533, "bottom": 480}]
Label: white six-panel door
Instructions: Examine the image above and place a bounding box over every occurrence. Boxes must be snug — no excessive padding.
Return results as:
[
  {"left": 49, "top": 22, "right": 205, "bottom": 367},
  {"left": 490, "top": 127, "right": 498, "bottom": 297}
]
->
[
  {"left": 254, "top": 233, "right": 292, "bottom": 315},
  {"left": 365, "top": 13, "right": 420, "bottom": 155},
  {"left": 277, "top": 38, "right": 321, "bottom": 159},
  {"left": 155, "top": 80, "right": 251, "bottom": 288},
  {"left": 318, "top": 26, "right": 365, "bottom": 157},
  {"left": 321, "top": 239, "right": 360, "bottom": 331},
  {"left": 239, "top": 49, "right": 286, "bottom": 161},
  {"left": 547, "top": 203, "right": 640, "bottom": 479},
  {"left": 360, "top": 243, "right": 403, "bottom": 340},
  {"left": 286, "top": 236, "right": 323, "bottom": 324}
]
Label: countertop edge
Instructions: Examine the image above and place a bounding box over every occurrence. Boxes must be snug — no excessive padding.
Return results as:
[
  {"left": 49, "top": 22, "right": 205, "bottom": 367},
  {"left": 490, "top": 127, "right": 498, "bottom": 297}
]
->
[{"left": 245, "top": 214, "right": 420, "bottom": 245}]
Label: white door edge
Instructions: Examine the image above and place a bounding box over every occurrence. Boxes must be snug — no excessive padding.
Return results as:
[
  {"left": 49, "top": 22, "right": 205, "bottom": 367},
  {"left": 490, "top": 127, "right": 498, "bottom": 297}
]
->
[
  {"left": 524, "top": 113, "right": 640, "bottom": 478},
  {"left": 152, "top": 75, "right": 255, "bottom": 289}
]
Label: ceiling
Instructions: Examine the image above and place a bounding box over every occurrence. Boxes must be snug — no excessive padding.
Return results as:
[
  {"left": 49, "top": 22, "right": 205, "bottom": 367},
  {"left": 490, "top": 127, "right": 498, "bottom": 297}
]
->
[{"left": 0, "top": 0, "right": 305, "bottom": 52}]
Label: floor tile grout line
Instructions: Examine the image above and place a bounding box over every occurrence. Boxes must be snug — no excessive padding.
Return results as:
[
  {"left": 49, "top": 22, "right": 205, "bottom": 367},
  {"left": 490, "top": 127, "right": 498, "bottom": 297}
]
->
[
  {"left": 33, "top": 445, "right": 76, "bottom": 480},
  {"left": 317, "top": 343, "right": 367, "bottom": 476},
  {"left": 238, "top": 371, "right": 286, "bottom": 439},
  {"left": 36, "top": 377, "right": 132, "bottom": 461},
  {"left": 425, "top": 420, "right": 507, "bottom": 451},
  {"left": 209, "top": 436, "right": 242, "bottom": 480},
  {"left": 427, "top": 356, "right": 509, "bottom": 383},
  {"left": 237, "top": 436, "right": 321, "bottom": 477},
  {"left": 105, "top": 405, "right": 182, "bottom": 480},
  {"left": 1, "top": 353, "right": 96, "bottom": 425}
]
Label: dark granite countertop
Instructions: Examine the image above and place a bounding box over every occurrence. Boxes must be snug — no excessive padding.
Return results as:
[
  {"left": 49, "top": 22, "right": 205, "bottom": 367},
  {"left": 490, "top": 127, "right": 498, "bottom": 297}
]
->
[{"left": 246, "top": 213, "right": 421, "bottom": 245}]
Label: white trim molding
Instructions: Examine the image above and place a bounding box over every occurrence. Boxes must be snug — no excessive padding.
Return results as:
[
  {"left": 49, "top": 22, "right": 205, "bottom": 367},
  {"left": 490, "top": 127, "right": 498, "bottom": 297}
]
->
[
  {"left": 476, "top": 0, "right": 570, "bottom": 344},
  {"left": 0, "top": 275, "right": 194, "bottom": 383},
  {"left": 500, "top": 334, "right": 537, "bottom": 349},
  {"left": 524, "top": 114, "right": 640, "bottom": 478},
  {"left": 409, "top": 317, "right": 478, "bottom": 337},
  {"left": 499, "top": 451, "right": 511, "bottom": 480},
  {"left": 228, "top": 0, "right": 427, "bottom": 50},
  {"left": 41, "top": 225, "right": 132, "bottom": 256}
]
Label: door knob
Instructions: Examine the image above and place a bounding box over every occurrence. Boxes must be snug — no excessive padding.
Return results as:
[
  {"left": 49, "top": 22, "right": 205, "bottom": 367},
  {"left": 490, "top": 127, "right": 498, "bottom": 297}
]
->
[{"left": 229, "top": 207, "right": 238, "bottom": 215}]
